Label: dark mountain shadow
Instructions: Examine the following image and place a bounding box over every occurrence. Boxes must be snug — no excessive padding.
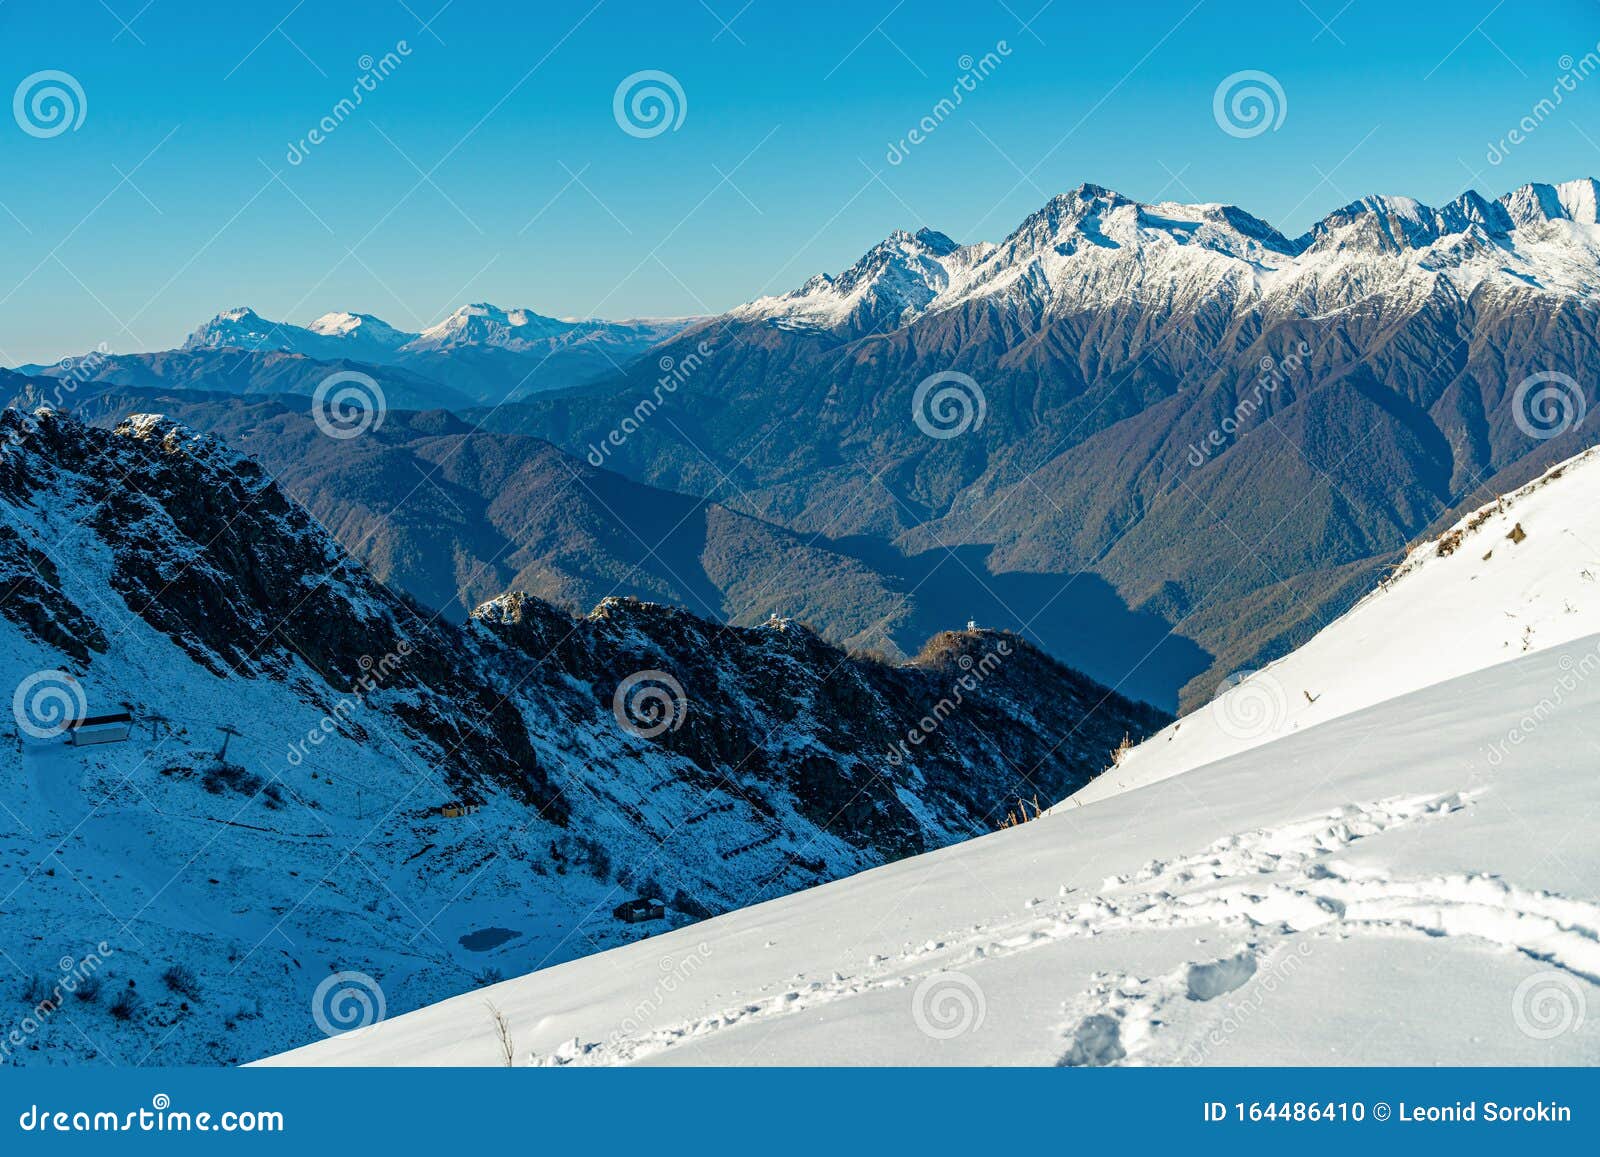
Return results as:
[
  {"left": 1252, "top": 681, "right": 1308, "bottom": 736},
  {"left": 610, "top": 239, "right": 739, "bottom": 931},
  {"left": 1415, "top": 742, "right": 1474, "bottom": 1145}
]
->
[{"left": 832, "top": 536, "right": 1210, "bottom": 711}]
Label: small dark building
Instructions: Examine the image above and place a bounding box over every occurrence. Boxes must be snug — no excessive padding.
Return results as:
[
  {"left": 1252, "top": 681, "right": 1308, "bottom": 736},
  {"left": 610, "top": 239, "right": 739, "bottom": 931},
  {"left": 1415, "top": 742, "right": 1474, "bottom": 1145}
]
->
[
  {"left": 613, "top": 897, "right": 665, "bottom": 924},
  {"left": 67, "top": 712, "right": 133, "bottom": 747}
]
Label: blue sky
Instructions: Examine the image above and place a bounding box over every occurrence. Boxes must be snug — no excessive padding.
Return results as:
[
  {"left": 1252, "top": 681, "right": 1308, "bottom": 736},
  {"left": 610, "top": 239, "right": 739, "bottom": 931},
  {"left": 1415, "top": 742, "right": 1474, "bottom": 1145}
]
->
[{"left": 2, "top": 0, "right": 1599, "bottom": 364}]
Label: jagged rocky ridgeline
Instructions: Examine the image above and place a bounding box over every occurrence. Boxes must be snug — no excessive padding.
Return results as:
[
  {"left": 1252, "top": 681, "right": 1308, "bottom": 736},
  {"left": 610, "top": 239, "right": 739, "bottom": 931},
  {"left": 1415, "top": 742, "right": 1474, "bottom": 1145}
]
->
[{"left": 0, "top": 406, "right": 1162, "bottom": 1064}]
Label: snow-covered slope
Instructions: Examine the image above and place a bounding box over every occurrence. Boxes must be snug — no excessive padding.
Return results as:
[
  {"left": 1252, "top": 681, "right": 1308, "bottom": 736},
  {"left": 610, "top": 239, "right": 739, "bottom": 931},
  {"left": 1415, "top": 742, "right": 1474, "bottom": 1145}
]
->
[
  {"left": 271, "top": 641, "right": 1600, "bottom": 1066},
  {"left": 271, "top": 448, "right": 1600, "bottom": 1066},
  {"left": 305, "top": 310, "right": 412, "bottom": 352},
  {"left": 1072, "top": 447, "right": 1600, "bottom": 808}
]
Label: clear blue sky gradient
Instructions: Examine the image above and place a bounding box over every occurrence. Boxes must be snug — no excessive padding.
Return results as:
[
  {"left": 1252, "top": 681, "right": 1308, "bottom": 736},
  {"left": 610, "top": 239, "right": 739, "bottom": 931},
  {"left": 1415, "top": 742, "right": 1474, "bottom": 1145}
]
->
[{"left": 2, "top": 0, "right": 1599, "bottom": 364}]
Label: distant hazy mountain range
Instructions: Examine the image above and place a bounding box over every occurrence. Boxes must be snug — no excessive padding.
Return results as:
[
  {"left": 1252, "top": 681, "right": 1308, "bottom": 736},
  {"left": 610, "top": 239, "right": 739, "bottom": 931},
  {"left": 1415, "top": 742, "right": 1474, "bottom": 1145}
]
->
[
  {"left": 14, "top": 178, "right": 1600, "bottom": 710},
  {"left": 20, "top": 303, "right": 697, "bottom": 407}
]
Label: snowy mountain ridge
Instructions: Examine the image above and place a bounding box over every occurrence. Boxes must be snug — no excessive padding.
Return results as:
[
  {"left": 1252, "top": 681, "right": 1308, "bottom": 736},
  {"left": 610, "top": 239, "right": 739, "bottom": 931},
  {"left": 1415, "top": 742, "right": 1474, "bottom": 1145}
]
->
[
  {"left": 732, "top": 178, "right": 1600, "bottom": 334},
  {"left": 183, "top": 303, "right": 695, "bottom": 359}
]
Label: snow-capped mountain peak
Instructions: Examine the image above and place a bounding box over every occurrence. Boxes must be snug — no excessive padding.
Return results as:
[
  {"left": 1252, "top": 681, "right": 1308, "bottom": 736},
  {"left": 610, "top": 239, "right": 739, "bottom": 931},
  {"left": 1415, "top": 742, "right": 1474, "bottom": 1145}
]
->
[
  {"left": 183, "top": 306, "right": 415, "bottom": 359},
  {"left": 1500, "top": 177, "right": 1600, "bottom": 227},
  {"left": 1301, "top": 190, "right": 1522, "bottom": 254},
  {"left": 400, "top": 303, "right": 573, "bottom": 352},
  {"left": 154, "top": 303, "right": 700, "bottom": 404},
  {"left": 182, "top": 306, "right": 291, "bottom": 352},
  {"left": 732, "top": 224, "right": 976, "bottom": 334},
  {"left": 730, "top": 177, "right": 1600, "bottom": 337},
  {"left": 306, "top": 310, "right": 412, "bottom": 348}
]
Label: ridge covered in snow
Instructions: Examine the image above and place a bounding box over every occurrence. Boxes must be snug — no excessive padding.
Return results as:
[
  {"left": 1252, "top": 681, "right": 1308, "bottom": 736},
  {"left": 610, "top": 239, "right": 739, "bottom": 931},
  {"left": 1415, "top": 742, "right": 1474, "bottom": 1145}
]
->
[
  {"left": 181, "top": 303, "right": 695, "bottom": 359},
  {"left": 732, "top": 178, "right": 1600, "bottom": 334}
]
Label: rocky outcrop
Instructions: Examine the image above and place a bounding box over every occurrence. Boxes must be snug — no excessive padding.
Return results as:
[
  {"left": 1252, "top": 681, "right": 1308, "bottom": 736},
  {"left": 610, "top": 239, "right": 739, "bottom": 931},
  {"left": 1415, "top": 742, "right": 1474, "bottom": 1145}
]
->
[{"left": 474, "top": 592, "right": 1166, "bottom": 862}]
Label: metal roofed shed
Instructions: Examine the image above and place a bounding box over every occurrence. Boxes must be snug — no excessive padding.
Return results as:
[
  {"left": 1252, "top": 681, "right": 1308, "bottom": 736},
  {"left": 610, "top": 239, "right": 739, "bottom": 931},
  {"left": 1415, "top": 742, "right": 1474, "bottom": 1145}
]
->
[{"left": 67, "top": 711, "right": 133, "bottom": 747}]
